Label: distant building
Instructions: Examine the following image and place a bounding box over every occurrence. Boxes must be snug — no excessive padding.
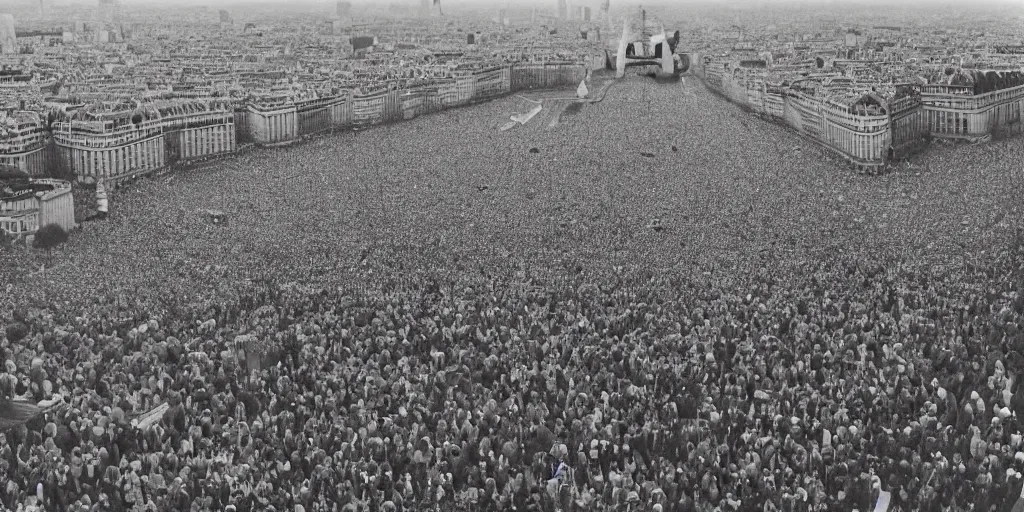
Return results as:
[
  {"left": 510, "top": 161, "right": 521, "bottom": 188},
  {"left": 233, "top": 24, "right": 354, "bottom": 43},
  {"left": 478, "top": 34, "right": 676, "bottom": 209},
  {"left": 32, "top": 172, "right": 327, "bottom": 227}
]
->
[
  {"left": 0, "top": 111, "right": 53, "bottom": 177},
  {"left": 584, "top": 7, "right": 591, "bottom": 22},
  {"left": 557, "top": 0, "right": 567, "bottom": 19},
  {"left": 337, "top": 1, "right": 352, "bottom": 22},
  {"left": 51, "top": 103, "right": 166, "bottom": 184},
  {"left": 351, "top": 35, "right": 375, "bottom": 51},
  {"left": 98, "top": 0, "right": 120, "bottom": 22},
  {"left": 0, "top": 15, "right": 15, "bottom": 55},
  {"left": 219, "top": 9, "right": 232, "bottom": 24},
  {"left": 51, "top": 99, "right": 234, "bottom": 186},
  {"left": 845, "top": 30, "right": 859, "bottom": 48},
  {"left": 0, "top": 178, "right": 76, "bottom": 240},
  {"left": 322, "top": 19, "right": 344, "bottom": 35}
]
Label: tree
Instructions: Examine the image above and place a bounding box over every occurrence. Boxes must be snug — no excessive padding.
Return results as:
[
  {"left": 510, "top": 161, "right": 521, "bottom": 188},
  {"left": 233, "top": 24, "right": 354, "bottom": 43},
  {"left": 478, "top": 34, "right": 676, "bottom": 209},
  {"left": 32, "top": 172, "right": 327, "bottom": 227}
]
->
[
  {"left": 0, "top": 165, "right": 27, "bottom": 182},
  {"left": 32, "top": 223, "right": 68, "bottom": 265}
]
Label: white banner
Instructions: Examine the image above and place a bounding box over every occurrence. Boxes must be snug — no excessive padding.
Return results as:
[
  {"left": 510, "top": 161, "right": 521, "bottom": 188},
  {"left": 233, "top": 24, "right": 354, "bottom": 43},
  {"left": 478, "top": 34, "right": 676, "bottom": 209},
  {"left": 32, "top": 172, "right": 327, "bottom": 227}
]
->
[{"left": 873, "top": 490, "right": 890, "bottom": 512}]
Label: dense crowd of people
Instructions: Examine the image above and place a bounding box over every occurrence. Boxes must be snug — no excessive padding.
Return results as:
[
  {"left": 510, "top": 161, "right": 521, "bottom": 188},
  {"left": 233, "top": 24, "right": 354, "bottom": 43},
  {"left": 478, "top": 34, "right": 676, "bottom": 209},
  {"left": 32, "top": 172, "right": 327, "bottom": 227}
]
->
[{"left": 2, "top": 76, "right": 1024, "bottom": 512}]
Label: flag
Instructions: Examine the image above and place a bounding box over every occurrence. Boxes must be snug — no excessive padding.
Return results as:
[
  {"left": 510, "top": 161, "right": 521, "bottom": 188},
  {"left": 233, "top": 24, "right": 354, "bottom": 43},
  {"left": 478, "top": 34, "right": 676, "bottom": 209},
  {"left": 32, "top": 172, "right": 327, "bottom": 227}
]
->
[
  {"left": 510, "top": 104, "right": 542, "bottom": 125},
  {"left": 134, "top": 403, "right": 170, "bottom": 430},
  {"left": 551, "top": 460, "right": 567, "bottom": 480},
  {"left": 873, "top": 490, "right": 890, "bottom": 512}
]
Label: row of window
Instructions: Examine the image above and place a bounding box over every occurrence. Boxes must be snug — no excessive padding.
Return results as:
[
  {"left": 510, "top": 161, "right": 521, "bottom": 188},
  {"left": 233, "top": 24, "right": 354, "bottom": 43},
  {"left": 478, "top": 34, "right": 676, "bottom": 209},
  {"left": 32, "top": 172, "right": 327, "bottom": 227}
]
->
[
  {"left": 180, "top": 131, "right": 234, "bottom": 157},
  {"left": 1, "top": 218, "right": 33, "bottom": 234},
  {"left": 924, "top": 91, "right": 1024, "bottom": 111},
  {"left": 823, "top": 124, "right": 886, "bottom": 161},
  {"left": 70, "top": 139, "right": 164, "bottom": 175},
  {"left": 929, "top": 111, "right": 973, "bottom": 134}
]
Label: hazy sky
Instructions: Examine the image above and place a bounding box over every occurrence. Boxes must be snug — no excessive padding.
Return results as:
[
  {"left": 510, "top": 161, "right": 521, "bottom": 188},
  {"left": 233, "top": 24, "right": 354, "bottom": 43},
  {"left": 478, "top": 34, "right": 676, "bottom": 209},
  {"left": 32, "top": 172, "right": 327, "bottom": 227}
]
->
[
  {"left": 52, "top": 0, "right": 1024, "bottom": 4},
  {"left": 50, "top": 0, "right": 1024, "bottom": 7}
]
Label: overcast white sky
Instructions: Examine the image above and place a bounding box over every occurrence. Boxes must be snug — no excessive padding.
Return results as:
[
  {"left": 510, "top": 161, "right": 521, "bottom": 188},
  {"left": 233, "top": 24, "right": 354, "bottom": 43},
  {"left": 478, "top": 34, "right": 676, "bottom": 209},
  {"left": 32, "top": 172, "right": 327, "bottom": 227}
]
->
[{"left": 53, "top": 0, "right": 1024, "bottom": 5}]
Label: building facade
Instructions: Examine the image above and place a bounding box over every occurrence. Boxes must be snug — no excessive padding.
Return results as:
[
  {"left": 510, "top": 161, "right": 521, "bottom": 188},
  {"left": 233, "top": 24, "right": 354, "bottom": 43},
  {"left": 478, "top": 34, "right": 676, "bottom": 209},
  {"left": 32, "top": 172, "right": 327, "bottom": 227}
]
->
[
  {"left": 156, "top": 100, "right": 237, "bottom": 163},
  {"left": 246, "top": 101, "right": 298, "bottom": 145},
  {"left": 701, "top": 56, "right": 1024, "bottom": 170},
  {"left": 0, "top": 14, "right": 15, "bottom": 55},
  {"left": 0, "top": 112, "right": 54, "bottom": 177},
  {"left": 921, "top": 83, "right": 1024, "bottom": 141},
  {"left": 0, "top": 178, "right": 75, "bottom": 239},
  {"left": 51, "top": 104, "right": 167, "bottom": 184}
]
